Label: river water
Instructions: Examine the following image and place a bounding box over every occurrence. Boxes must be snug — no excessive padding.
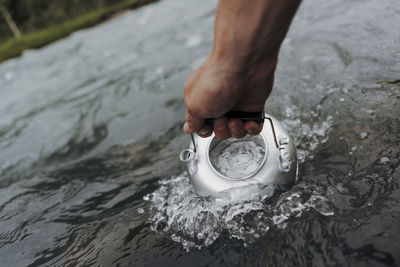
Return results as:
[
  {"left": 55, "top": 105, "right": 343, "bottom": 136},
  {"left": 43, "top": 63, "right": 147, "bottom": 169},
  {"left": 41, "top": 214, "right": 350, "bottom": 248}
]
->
[{"left": 0, "top": 0, "right": 399, "bottom": 266}]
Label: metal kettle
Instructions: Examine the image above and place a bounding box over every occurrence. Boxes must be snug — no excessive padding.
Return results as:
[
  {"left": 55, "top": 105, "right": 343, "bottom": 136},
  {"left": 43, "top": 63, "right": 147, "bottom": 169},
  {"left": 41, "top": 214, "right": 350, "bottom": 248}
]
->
[{"left": 180, "top": 113, "right": 298, "bottom": 200}]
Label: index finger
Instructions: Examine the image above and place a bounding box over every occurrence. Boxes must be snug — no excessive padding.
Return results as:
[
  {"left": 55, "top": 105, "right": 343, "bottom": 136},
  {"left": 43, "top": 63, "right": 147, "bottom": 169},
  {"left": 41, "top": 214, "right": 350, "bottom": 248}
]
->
[{"left": 184, "top": 111, "right": 205, "bottom": 134}]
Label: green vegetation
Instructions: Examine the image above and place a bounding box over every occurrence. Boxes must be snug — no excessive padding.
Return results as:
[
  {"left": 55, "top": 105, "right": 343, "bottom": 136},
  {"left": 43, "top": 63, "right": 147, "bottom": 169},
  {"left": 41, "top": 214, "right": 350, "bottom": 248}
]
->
[{"left": 0, "top": 0, "right": 157, "bottom": 63}]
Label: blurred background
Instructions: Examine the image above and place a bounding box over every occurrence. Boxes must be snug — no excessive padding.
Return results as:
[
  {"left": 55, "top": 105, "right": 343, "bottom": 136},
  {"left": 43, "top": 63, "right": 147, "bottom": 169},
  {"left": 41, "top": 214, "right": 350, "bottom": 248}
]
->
[
  {"left": 0, "top": 0, "right": 156, "bottom": 62},
  {"left": 0, "top": 0, "right": 399, "bottom": 266},
  {"left": 0, "top": 0, "right": 121, "bottom": 40}
]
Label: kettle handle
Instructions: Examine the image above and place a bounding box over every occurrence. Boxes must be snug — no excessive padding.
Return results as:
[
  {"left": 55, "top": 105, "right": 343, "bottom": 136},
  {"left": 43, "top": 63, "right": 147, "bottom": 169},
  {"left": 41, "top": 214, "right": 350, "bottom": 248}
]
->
[{"left": 205, "top": 111, "right": 265, "bottom": 124}]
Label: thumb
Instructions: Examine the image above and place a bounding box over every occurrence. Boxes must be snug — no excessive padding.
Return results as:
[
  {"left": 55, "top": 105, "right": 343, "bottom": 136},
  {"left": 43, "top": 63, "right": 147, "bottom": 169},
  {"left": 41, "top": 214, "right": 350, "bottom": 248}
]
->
[{"left": 184, "top": 110, "right": 205, "bottom": 134}]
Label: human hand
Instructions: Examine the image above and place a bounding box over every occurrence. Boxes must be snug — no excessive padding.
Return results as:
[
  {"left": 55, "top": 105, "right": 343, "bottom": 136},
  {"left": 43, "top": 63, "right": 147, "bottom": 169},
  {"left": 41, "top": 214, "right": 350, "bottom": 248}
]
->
[
  {"left": 183, "top": 54, "right": 277, "bottom": 140},
  {"left": 183, "top": 0, "right": 300, "bottom": 140}
]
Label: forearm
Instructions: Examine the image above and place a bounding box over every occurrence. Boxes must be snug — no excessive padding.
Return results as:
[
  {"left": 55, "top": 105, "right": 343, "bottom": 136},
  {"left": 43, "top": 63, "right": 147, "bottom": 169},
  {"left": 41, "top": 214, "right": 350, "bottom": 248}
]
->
[
  {"left": 211, "top": 0, "right": 301, "bottom": 70},
  {"left": 183, "top": 0, "right": 302, "bottom": 138}
]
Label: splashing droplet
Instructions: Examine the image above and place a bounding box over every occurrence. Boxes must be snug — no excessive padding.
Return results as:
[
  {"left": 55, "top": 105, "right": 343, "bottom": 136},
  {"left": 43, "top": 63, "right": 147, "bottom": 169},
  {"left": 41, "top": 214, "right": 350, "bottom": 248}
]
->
[{"left": 360, "top": 132, "right": 369, "bottom": 140}]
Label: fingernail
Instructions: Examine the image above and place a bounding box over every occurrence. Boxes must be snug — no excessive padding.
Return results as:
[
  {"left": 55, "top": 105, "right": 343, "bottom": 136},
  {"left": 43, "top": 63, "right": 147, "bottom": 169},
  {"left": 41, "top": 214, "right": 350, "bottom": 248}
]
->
[
  {"left": 198, "top": 128, "right": 209, "bottom": 135},
  {"left": 183, "top": 122, "right": 191, "bottom": 133}
]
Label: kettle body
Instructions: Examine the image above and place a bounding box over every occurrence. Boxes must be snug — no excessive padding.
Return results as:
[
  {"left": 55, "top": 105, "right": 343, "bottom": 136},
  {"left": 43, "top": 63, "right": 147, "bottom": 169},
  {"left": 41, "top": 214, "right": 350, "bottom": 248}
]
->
[{"left": 180, "top": 114, "right": 298, "bottom": 200}]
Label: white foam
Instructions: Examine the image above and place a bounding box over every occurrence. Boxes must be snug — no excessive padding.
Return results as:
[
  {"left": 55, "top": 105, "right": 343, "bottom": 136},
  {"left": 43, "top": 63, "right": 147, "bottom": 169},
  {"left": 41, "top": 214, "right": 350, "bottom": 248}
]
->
[
  {"left": 146, "top": 172, "right": 334, "bottom": 251},
  {"left": 281, "top": 106, "right": 334, "bottom": 162},
  {"left": 380, "top": 157, "right": 390, "bottom": 164}
]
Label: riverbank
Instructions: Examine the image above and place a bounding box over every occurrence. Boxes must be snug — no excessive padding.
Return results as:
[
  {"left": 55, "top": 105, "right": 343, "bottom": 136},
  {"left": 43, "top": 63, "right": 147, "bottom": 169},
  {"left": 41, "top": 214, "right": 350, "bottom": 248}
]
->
[{"left": 0, "top": 0, "right": 157, "bottom": 64}]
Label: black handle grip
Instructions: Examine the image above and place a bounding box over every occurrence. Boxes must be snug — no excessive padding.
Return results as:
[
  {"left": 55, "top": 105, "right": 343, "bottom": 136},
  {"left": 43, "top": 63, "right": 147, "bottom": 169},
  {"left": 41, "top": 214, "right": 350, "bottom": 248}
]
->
[{"left": 205, "top": 111, "right": 265, "bottom": 124}]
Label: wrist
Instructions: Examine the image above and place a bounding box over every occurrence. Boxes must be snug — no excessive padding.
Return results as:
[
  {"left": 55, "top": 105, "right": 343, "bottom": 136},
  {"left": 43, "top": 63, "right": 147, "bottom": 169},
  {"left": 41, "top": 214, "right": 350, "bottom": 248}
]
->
[{"left": 208, "top": 48, "right": 278, "bottom": 84}]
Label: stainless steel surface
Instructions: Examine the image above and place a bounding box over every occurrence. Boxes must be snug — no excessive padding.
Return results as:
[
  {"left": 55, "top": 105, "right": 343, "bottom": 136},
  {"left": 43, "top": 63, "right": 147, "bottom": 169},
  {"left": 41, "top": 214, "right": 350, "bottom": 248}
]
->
[{"left": 181, "top": 114, "right": 298, "bottom": 199}]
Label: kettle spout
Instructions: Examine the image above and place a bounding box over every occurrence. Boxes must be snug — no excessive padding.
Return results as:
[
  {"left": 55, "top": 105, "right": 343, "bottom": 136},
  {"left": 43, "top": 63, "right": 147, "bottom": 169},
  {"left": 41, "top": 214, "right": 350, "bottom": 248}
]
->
[{"left": 179, "top": 148, "right": 198, "bottom": 175}]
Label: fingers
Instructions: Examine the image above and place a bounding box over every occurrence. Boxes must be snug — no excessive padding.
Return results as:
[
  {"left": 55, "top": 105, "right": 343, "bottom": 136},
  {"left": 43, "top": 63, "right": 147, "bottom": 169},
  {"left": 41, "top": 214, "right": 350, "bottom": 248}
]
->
[
  {"left": 228, "top": 119, "right": 247, "bottom": 138},
  {"left": 214, "top": 118, "right": 263, "bottom": 140},
  {"left": 184, "top": 114, "right": 264, "bottom": 140},
  {"left": 244, "top": 121, "right": 263, "bottom": 136},
  {"left": 184, "top": 112, "right": 205, "bottom": 134},
  {"left": 197, "top": 123, "right": 213, "bottom": 138},
  {"left": 213, "top": 117, "right": 231, "bottom": 140}
]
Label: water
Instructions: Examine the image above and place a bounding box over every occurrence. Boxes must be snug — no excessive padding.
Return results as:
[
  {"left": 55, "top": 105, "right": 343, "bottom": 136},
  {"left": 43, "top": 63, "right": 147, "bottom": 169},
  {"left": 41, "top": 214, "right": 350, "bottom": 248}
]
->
[
  {"left": 0, "top": 0, "right": 399, "bottom": 266},
  {"left": 147, "top": 172, "right": 333, "bottom": 252},
  {"left": 209, "top": 137, "right": 266, "bottom": 179}
]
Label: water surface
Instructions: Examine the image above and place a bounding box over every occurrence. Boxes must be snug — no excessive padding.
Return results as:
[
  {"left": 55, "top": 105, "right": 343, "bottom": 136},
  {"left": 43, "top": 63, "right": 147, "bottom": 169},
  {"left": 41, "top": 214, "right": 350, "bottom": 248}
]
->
[{"left": 0, "top": 0, "right": 399, "bottom": 266}]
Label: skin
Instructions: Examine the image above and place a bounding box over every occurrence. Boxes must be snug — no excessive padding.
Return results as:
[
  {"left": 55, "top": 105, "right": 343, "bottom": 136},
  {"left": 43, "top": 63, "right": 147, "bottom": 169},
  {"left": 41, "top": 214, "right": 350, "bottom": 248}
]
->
[{"left": 183, "top": 0, "right": 302, "bottom": 140}]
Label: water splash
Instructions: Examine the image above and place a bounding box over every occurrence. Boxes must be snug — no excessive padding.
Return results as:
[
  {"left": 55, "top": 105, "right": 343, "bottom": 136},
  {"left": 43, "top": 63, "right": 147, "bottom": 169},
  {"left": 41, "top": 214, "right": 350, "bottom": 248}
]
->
[
  {"left": 281, "top": 106, "right": 334, "bottom": 162},
  {"left": 146, "top": 172, "right": 333, "bottom": 251},
  {"left": 146, "top": 106, "right": 336, "bottom": 251}
]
